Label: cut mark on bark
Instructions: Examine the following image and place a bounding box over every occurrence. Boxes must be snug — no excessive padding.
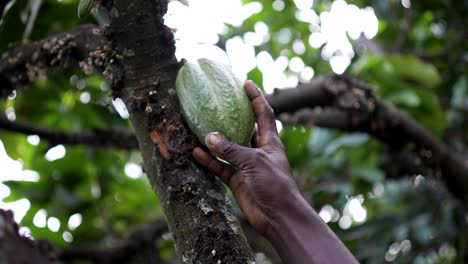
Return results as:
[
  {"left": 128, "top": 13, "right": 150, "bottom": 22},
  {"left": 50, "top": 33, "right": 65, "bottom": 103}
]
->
[
  {"left": 150, "top": 127, "right": 171, "bottom": 159},
  {"left": 147, "top": 95, "right": 197, "bottom": 165}
]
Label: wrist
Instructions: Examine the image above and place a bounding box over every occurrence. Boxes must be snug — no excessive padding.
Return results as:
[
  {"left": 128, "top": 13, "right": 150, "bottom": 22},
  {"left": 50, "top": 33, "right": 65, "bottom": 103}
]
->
[
  {"left": 266, "top": 190, "right": 315, "bottom": 239},
  {"left": 264, "top": 191, "right": 319, "bottom": 263},
  {"left": 263, "top": 191, "right": 358, "bottom": 264}
]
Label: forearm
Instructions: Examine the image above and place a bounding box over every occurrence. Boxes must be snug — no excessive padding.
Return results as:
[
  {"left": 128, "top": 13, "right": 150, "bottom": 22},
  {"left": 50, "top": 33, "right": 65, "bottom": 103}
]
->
[{"left": 265, "top": 192, "right": 358, "bottom": 264}]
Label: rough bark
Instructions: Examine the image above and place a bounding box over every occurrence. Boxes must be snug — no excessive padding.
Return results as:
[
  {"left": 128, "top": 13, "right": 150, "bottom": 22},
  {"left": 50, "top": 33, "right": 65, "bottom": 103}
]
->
[
  {"left": 0, "top": 24, "right": 109, "bottom": 98},
  {"left": 268, "top": 75, "right": 468, "bottom": 204},
  {"left": 105, "top": 0, "right": 254, "bottom": 263}
]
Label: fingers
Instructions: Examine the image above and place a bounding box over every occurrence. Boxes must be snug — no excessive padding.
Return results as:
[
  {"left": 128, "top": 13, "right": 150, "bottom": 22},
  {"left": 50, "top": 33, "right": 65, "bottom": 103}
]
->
[
  {"left": 193, "top": 147, "right": 236, "bottom": 185},
  {"left": 244, "top": 80, "right": 280, "bottom": 148},
  {"left": 205, "top": 132, "right": 252, "bottom": 167}
]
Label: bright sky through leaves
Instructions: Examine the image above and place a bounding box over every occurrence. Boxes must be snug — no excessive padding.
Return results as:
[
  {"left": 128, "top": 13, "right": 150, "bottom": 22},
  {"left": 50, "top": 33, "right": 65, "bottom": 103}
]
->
[{"left": 165, "top": 0, "right": 378, "bottom": 92}]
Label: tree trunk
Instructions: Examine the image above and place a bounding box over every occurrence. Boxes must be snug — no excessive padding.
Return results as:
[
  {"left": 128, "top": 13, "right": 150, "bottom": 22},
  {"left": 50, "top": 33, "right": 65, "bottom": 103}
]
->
[{"left": 106, "top": 0, "right": 254, "bottom": 262}]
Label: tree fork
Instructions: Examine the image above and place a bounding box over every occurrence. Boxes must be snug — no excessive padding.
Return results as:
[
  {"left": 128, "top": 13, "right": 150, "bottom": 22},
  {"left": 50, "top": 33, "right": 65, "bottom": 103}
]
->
[{"left": 105, "top": 0, "right": 254, "bottom": 263}]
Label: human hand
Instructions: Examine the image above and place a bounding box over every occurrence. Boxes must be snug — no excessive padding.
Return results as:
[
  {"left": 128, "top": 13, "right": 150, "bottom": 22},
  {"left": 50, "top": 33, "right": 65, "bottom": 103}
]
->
[{"left": 192, "top": 80, "right": 300, "bottom": 234}]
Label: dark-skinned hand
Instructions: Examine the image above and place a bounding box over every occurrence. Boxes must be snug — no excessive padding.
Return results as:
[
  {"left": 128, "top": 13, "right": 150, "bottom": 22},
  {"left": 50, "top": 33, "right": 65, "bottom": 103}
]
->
[
  {"left": 192, "top": 80, "right": 299, "bottom": 235},
  {"left": 193, "top": 81, "right": 358, "bottom": 264}
]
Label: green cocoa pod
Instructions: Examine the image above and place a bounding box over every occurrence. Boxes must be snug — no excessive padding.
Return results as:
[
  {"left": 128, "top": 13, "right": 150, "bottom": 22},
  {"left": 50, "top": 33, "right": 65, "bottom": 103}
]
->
[
  {"left": 78, "top": 0, "right": 97, "bottom": 18},
  {"left": 176, "top": 58, "right": 255, "bottom": 146}
]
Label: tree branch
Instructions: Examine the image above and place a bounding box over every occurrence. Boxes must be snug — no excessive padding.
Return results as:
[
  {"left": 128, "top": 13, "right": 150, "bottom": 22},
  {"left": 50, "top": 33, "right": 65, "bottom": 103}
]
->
[
  {"left": 59, "top": 218, "right": 167, "bottom": 263},
  {"left": 267, "top": 76, "right": 336, "bottom": 113},
  {"left": 279, "top": 108, "right": 350, "bottom": 131},
  {"left": 0, "top": 117, "right": 138, "bottom": 149},
  {"left": 0, "top": 209, "right": 58, "bottom": 264},
  {"left": 0, "top": 24, "right": 109, "bottom": 98},
  {"left": 268, "top": 75, "right": 468, "bottom": 204}
]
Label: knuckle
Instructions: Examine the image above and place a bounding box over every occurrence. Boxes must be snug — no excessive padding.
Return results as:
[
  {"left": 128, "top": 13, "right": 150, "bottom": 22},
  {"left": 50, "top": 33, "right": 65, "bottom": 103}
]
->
[
  {"left": 253, "top": 149, "right": 268, "bottom": 163},
  {"left": 272, "top": 137, "right": 285, "bottom": 150},
  {"left": 251, "top": 148, "right": 263, "bottom": 156},
  {"left": 253, "top": 96, "right": 263, "bottom": 106},
  {"left": 265, "top": 105, "right": 275, "bottom": 116},
  {"left": 220, "top": 140, "right": 237, "bottom": 157},
  {"left": 263, "top": 106, "right": 275, "bottom": 120}
]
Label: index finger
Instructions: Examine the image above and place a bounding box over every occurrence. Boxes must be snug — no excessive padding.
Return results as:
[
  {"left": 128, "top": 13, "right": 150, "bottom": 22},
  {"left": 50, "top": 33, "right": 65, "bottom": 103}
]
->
[
  {"left": 193, "top": 147, "right": 236, "bottom": 185},
  {"left": 244, "top": 80, "right": 280, "bottom": 148}
]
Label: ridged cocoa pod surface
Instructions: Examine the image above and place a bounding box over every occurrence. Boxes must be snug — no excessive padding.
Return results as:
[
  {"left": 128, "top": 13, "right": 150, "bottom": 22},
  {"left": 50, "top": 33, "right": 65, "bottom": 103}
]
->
[{"left": 176, "top": 58, "right": 255, "bottom": 146}]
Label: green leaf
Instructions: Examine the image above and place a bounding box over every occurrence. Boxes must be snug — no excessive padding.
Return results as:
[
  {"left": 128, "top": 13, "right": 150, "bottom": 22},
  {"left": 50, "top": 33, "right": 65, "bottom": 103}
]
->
[
  {"left": 350, "top": 53, "right": 382, "bottom": 75},
  {"left": 247, "top": 67, "right": 264, "bottom": 91},
  {"left": 386, "top": 55, "right": 441, "bottom": 88},
  {"left": 78, "top": 0, "right": 96, "bottom": 18},
  {"left": 280, "top": 125, "right": 312, "bottom": 166},
  {"left": 352, "top": 54, "right": 441, "bottom": 89},
  {"left": 385, "top": 89, "right": 421, "bottom": 107},
  {"left": 324, "top": 134, "right": 369, "bottom": 155}
]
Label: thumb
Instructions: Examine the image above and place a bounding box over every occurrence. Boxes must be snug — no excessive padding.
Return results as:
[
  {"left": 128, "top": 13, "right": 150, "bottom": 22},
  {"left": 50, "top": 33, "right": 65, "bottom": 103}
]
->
[{"left": 205, "top": 132, "right": 252, "bottom": 167}]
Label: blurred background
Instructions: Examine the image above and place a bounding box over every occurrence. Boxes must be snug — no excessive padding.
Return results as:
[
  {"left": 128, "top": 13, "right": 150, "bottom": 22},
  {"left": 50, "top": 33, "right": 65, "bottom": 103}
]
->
[{"left": 0, "top": 0, "right": 467, "bottom": 263}]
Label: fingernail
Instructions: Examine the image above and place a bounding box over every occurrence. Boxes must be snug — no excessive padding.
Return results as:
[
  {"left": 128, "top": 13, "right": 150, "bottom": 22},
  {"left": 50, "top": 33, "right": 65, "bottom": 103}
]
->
[
  {"left": 207, "top": 132, "right": 222, "bottom": 146},
  {"left": 245, "top": 80, "right": 256, "bottom": 89}
]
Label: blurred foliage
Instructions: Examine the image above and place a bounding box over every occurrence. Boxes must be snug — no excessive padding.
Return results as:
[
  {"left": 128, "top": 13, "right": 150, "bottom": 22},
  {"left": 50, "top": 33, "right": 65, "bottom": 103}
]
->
[{"left": 0, "top": 0, "right": 467, "bottom": 263}]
